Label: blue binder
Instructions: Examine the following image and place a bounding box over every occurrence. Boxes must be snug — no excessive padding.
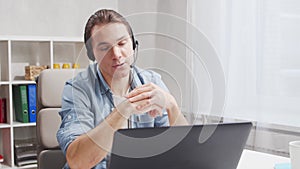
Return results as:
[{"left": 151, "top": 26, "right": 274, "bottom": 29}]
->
[{"left": 27, "top": 84, "right": 36, "bottom": 123}]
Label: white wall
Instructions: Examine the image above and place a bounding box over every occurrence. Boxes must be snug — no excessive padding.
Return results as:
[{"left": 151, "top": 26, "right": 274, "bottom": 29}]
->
[
  {"left": 118, "top": 0, "right": 159, "bottom": 68},
  {"left": 118, "top": 0, "right": 188, "bottom": 111},
  {"left": 155, "top": 0, "right": 188, "bottom": 111},
  {"left": 0, "top": 0, "right": 189, "bottom": 111},
  {"left": 0, "top": 0, "right": 118, "bottom": 37}
]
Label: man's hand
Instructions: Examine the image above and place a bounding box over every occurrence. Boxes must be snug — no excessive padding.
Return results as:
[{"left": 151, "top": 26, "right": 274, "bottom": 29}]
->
[{"left": 125, "top": 83, "right": 175, "bottom": 118}]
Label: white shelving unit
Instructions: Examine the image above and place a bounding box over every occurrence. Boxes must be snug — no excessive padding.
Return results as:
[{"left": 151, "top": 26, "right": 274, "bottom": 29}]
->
[{"left": 0, "top": 36, "right": 90, "bottom": 168}]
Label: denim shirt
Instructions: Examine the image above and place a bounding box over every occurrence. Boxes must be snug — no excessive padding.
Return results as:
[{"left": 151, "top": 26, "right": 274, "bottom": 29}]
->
[{"left": 56, "top": 63, "right": 170, "bottom": 169}]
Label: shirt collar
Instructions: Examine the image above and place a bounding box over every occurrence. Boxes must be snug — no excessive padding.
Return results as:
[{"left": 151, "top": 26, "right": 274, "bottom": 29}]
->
[
  {"left": 130, "top": 66, "right": 144, "bottom": 90},
  {"left": 96, "top": 65, "right": 144, "bottom": 95},
  {"left": 96, "top": 64, "right": 111, "bottom": 95}
]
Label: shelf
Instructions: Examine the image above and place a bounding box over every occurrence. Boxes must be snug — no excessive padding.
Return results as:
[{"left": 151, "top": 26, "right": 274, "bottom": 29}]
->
[
  {"left": 12, "top": 122, "right": 36, "bottom": 128},
  {"left": 0, "top": 41, "right": 9, "bottom": 81},
  {"left": 1, "top": 163, "right": 38, "bottom": 169},
  {"left": 18, "top": 164, "right": 37, "bottom": 169},
  {"left": 11, "top": 41, "right": 51, "bottom": 81},
  {"left": 1, "top": 163, "right": 35, "bottom": 169},
  {"left": 11, "top": 81, "right": 36, "bottom": 85},
  {"left": 0, "top": 36, "right": 89, "bottom": 168},
  {"left": 0, "top": 163, "right": 11, "bottom": 168},
  {"left": 0, "top": 123, "right": 10, "bottom": 129},
  {"left": 53, "top": 41, "right": 89, "bottom": 69},
  {"left": 0, "top": 82, "right": 9, "bottom": 85},
  {"left": 0, "top": 35, "right": 82, "bottom": 42}
]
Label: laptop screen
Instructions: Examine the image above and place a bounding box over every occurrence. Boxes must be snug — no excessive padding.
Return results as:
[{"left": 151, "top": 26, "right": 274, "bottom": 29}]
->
[{"left": 109, "top": 122, "right": 252, "bottom": 169}]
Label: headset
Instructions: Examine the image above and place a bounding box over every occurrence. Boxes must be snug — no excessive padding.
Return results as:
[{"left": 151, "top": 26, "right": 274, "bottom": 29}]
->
[{"left": 86, "top": 26, "right": 139, "bottom": 65}]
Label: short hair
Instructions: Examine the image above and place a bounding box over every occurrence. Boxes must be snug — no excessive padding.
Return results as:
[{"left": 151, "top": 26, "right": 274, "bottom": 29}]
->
[{"left": 84, "top": 9, "right": 136, "bottom": 61}]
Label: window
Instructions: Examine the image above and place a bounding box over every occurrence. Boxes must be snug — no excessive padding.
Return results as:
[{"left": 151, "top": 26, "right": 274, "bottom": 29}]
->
[{"left": 188, "top": 0, "right": 300, "bottom": 128}]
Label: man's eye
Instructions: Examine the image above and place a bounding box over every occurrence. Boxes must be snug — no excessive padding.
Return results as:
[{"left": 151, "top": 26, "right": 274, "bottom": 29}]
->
[
  {"left": 99, "top": 46, "right": 110, "bottom": 51},
  {"left": 119, "top": 40, "right": 127, "bottom": 46}
]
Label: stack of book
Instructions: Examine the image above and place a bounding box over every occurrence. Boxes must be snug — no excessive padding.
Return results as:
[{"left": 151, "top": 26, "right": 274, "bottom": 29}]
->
[
  {"left": 13, "top": 84, "right": 36, "bottom": 123},
  {"left": 14, "top": 138, "right": 37, "bottom": 167}
]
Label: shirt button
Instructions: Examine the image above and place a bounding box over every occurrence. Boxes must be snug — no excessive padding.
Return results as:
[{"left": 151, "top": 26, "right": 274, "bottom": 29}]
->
[{"left": 68, "top": 115, "right": 72, "bottom": 119}]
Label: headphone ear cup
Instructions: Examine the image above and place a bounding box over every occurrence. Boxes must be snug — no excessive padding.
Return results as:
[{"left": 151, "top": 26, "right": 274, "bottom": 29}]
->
[
  {"left": 131, "top": 29, "right": 139, "bottom": 51},
  {"left": 87, "top": 50, "right": 95, "bottom": 61},
  {"left": 133, "top": 42, "right": 136, "bottom": 50},
  {"left": 132, "top": 35, "right": 136, "bottom": 50},
  {"left": 132, "top": 40, "right": 138, "bottom": 51}
]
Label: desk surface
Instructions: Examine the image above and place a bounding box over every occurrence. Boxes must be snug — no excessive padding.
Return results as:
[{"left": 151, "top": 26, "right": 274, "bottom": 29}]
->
[{"left": 237, "top": 149, "right": 290, "bottom": 169}]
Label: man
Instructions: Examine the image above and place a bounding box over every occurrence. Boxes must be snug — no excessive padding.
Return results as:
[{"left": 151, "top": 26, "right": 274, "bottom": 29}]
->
[{"left": 57, "top": 9, "right": 188, "bottom": 169}]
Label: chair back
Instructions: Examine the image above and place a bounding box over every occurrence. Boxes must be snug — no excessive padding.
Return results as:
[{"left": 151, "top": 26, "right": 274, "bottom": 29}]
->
[{"left": 37, "top": 69, "right": 82, "bottom": 169}]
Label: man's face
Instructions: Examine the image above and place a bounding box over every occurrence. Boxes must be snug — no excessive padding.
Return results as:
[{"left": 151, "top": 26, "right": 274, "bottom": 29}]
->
[{"left": 91, "top": 23, "right": 134, "bottom": 82}]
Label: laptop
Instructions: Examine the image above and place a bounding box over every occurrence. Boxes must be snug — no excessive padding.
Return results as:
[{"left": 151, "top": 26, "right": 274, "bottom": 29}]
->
[{"left": 109, "top": 122, "right": 252, "bottom": 169}]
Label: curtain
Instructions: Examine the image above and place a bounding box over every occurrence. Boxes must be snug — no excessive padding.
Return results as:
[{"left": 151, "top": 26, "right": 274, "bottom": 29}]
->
[
  {"left": 188, "top": 0, "right": 300, "bottom": 127},
  {"left": 187, "top": 0, "right": 300, "bottom": 156}
]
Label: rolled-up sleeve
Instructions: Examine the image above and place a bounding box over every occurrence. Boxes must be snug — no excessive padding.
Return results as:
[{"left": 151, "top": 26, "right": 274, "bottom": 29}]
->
[{"left": 56, "top": 81, "right": 95, "bottom": 155}]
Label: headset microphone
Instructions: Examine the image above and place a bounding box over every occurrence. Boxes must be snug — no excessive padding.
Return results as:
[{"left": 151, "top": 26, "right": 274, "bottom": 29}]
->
[{"left": 128, "top": 40, "right": 140, "bottom": 129}]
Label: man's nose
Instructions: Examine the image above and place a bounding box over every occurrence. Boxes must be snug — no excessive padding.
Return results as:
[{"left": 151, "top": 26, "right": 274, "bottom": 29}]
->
[{"left": 111, "top": 46, "right": 122, "bottom": 59}]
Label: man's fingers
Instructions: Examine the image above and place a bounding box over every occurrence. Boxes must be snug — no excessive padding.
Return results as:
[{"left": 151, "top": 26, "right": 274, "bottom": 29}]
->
[
  {"left": 126, "top": 83, "right": 154, "bottom": 98},
  {"left": 135, "top": 99, "right": 152, "bottom": 110},
  {"left": 137, "top": 101, "right": 163, "bottom": 115},
  {"left": 128, "top": 91, "right": 153, "bottom": 103},
  {"left": 149, "top": 110, "right": 162, "bottom": 118}
]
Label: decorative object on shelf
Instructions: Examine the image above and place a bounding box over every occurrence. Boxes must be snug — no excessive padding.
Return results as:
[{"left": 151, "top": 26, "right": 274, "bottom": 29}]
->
[
  {"left": 53, "top": 63, "right": 80, "bottom": 69},
  {"left": 0, "top": 157, "right": 3, "bottom": 167},
  {"left": 0, "top": 154, "right": 4, "bottom": 166},
  {"left": 62, "top": 63, "right": 70, "bottom": 69},
  {"left": 25, "top": 65, "right": 49, "bottom": 81},
  {"left": 72, "top": 63, "right": 80, "bottom": 69},
  {"left": 53, "top": 63, "right": 60, "bottom": 69},
  {"left": 14, "top": 138, "right": 37, "bottom": 167},
  {"left": 0, "top": 98, "right": 7, "bottom": 123}
]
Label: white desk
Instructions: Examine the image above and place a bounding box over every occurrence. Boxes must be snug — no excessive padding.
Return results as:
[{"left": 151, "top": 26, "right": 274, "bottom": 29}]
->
[{"left": 237, "top": 149, "right": 290, "bottom": 169}]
